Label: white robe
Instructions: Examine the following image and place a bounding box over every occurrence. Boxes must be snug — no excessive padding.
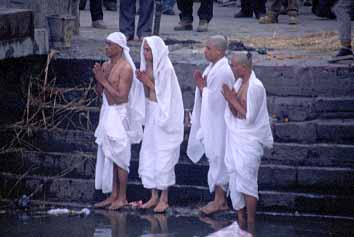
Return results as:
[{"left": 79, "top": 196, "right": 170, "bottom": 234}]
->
[
  {"left": 138, "top": 36, "right": 184, "bottom": 190},
  {"left": 94, "top": 95, "right": 131, "bottom": 193},
  {"left": 94, "top": 33, "right": 145, "bottom": 194},
  {"left": 224, "top": 71, "right": 273, "bottom": 210},
  {"left": 187, "top": 57, "right": 234, "bottom": 193}
]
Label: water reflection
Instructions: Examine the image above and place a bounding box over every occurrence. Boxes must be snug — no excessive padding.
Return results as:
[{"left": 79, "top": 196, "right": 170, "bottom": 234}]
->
[
  {"left": 94, "top": 211, "right": 128, "bottom": 237},
  {"left": 198, "top": 216, "right": 231, "bottom": 231},
  {"left": 94, "top": 211, "right": 175, "bottom": 237},
  {"left": 140, "top": 214, "right": 173, "bottom": 237}
]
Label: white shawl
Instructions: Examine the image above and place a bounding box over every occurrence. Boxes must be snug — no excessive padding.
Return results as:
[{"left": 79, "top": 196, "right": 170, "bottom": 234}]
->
[
  {"left": 224, "top": 71, "right": 273, "bottom": 149},
  {"left": 140, "top": 36, "right": 184, "bottom": 135},
  {"left": 187, "top": 57, "right": 234, "bottom": 163}
]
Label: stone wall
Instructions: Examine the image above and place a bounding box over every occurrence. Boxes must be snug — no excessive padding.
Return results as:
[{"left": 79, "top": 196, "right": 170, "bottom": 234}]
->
[{"left": 1, "top": 0, "right": 79, "bottom": 33}]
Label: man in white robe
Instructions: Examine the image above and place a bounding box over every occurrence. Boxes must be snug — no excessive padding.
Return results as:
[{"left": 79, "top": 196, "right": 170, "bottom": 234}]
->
[
  {"left": 136, "top": 36, "right": 184, "bottom": 213},
  {"left": 93, "top": 32, "right": 145, "bottom": 210},
  {"left": 222, "top": 51, "right": 273, "bottom": 233},
  {"left": 187, "top": 35, "right": 234, "bottom": 215}
]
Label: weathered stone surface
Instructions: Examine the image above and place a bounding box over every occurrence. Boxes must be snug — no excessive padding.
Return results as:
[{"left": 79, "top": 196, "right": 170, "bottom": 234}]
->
[
  {"left": 1, "top": 172, "right": 353, "bottom": 216},
  {"left": 0, "top": 8, "right": 33, "bottom": 41},
  {"left": 264, "top": 143, "right": 354, "bottom": 167}
]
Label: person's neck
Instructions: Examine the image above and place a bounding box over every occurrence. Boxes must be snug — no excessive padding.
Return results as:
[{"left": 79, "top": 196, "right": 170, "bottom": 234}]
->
[
  {"left": 210, "top": 55, "right": 224, "bottom": 64},
  {"left": 110, "top": 54, "right": 123, "bottom": 65},
  {"left": 146, "top": 61, "right": 153, "bottom": 69}
]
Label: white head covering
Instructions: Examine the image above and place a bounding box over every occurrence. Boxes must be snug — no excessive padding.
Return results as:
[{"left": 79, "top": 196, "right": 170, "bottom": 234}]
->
[
  {"left": 139, "top": 36, "right": 184, "bottom": 133},
  {"left": 106, "top": 32, "right": 145, "bottom": 143}
]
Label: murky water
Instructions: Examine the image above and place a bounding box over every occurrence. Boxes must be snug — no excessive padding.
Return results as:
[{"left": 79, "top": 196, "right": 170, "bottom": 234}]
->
[{"left": 0, "top": 208, "right": 353, "bottom": 237}]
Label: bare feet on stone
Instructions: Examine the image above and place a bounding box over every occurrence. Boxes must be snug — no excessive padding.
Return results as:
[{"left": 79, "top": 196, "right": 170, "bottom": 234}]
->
[
  {"left": 199, "top": 201, "right": 229, "bottom": 215},
  {"left": 94, "top": 196, "right": 117, "bottom": 208},
  {"left": 153, "top": 201, "right": 169, "bottom": 213},
  {"left": 107, "top": 199, "right": 128, "bottom": 210},
  {"left": 141, "top": 197, "right": 159, "bottom": 209}
]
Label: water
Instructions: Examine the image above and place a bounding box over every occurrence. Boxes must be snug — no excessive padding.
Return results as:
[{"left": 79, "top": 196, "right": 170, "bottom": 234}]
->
[{"left": 0, "top": 208, "right": 353, "bottom": 237}]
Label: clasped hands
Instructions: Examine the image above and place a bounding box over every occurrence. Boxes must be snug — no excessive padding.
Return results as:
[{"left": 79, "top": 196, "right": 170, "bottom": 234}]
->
[
  {"left": 194, "top": 69, "right": 207, "bottom": 93},
  {"left": 221, "top": 83, "right": 237, "bottom": 102}
]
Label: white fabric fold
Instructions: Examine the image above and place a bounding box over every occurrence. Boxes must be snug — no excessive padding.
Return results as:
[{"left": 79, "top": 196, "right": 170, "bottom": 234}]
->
[
  {"left": 106, "top": 32, "right": 145, "bottom": 143},
  {"left": 224, "top": 71, "right": 273, "bottom": 210},
  {"left": 95, "top": 95, "right": 131, "bottom": 193},
  {"left": 187, "top": 57, "right": 234, "bottom": 192},
  {"left": 138, "top": 36, "right": 184, "bottom": 190}
]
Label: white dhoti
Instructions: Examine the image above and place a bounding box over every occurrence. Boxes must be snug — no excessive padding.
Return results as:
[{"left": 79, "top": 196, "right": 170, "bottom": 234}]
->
[
  {"left": 225, "top": 132, "right": 263, "bottom": 210},
  {"left": 224, "top": 71, "right": 273, "bottom": 210},
  {"left": 139, "top": 100, "right": 181, "bottom": 190},
  {"left": 94, "top": 95, "right": 131, "bottom": 194}
]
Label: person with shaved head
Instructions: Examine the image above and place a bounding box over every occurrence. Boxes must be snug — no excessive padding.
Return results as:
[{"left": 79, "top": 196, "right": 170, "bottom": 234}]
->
[
  {"left": 222, "top": 51, "right": 273, "bottom": 234},
  {"left": 187, "top": 35, "right": 234, "bottom": 215}
]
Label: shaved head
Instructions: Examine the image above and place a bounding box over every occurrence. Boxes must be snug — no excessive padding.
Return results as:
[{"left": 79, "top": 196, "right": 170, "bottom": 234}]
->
[
  {"left": 207, "top": 35, "right": 228, "bottom": 54},
  {"left": 231, "top": 51, "right": 252, "bottom": 70}
]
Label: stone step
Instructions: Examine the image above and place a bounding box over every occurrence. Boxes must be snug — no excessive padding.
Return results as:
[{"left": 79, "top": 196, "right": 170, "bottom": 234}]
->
[
  {"left": 51, "top": 58, "right": 354, "bottom": 98},
  {"left": 0, "top": 150, "right": 353, "bottom": 194},
  {"left": 267, "top": 96, "right": 354, "bottom": 121},
  {"left": 28, "top": 92, "right": 354, "bottom": 122},
  {"left": 1, "top": 172, "right": 353, "bottom": 217}
]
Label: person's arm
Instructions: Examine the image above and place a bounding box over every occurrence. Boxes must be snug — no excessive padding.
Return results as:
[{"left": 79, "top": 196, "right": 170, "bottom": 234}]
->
[
  {"left": 93, "top": 63, "right": 133, "bottom": 104},
  {"left": 222, "top": 84, "right": 247, "bottom": 118},
  {"left": 136, "top": 69, "right": 155, "bottom": 90}
]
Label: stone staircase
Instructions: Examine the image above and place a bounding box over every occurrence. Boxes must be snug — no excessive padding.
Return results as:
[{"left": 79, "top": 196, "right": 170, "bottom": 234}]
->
[{"left": 0, "top": 56, "right": 353, "bottom": 218}]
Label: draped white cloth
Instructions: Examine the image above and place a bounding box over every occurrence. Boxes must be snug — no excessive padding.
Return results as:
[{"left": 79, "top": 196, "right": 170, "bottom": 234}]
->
[
  {"left": 187, "top": 57, "right": 234, "bottom": 193},
  {"left": 224, "top": 71, "right": 273, "bottom": 210},
  {"left": 95, "top": 32, "right": 145, "bottom": 194},
  {"left": 138, "top": 36, "right": 184, "bottom": 190}
]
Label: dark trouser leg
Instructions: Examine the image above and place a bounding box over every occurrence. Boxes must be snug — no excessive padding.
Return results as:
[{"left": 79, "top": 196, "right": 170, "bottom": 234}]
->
[
  {"left": 198, "top": 0, "right": 214, "bottom": 22},
  {"left": 253, "top": 0, "right": 266, "bottom": 15},
  {"left": 287, "top": 0, "right": 299, "bottom": 16},
  {"left": 90, "top": 0, "right": 103, "bottom": 21},
  {"left": 119, "top": 0, "right": 136, "bottom": 39},
  {"left": 334, "top": 0, "right": 353, "bottom": 45},
  {"left": 137, "top": 0, "right": 154, "bottom": 37},
  {"left": 267, "top": 0, "right": 282, "bottom": 15},
  {"left": 241, "top": 0, "right": 253, "bottom": 14},
  {"left": 177, "top": 0, "right": 193, "bottom": 22}
]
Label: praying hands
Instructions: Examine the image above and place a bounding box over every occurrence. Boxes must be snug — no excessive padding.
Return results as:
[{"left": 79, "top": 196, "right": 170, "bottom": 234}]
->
[
  {"left": 194, "top": 69, "right": 207, "bottom": 93},
  {"left": 136, "top": 69, "right": 154, "bottom": 90}
]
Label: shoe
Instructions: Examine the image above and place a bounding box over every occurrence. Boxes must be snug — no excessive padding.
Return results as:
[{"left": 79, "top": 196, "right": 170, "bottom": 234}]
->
[
  {"left": 288, "top": 16, "right": 297, "bottom": 25},
  {"left": 259, "top": 14, "right": 278, "bottom": 24},
  {"left": 233, "top": 10, "right": 253, "bottom": 18},
  {"left": 103, "top": 0, "right": 117, "bottom": 11},
  {"left": 255, "top": 11, "right": 265, "bottom": 20},
  {"left": 328, "top": 48, "right": 354, "bottom": 63},
  {"left": 92, "top": 20, "right": 107, "bottom": 29},
  {"left": 162, "top": 9, "right": 175, "bottom": 15},
  {"left": 196, "top": 20, "right": 208, "bottom": 32},
  {"left": 174, "top": 20, "right": 193, "bottom": 31}
]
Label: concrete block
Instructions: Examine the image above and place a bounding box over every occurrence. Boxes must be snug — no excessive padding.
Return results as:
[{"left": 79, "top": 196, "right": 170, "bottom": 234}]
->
[
  {"left": 34, "top": 28, "right": 48, "bottom": 55},
  {"left": 0, "top": 8, "right": 33, "bottom": 41},
  {"left": 273, "top": 121, "right": 317, "bottom": 143}
]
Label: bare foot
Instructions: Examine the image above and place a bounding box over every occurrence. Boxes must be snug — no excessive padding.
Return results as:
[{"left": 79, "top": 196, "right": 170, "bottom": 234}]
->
[
  {"left": 199, "top": 201, "right": 229, "bottom": 215},
  {"left": 107, "top": 199, "right": 128, "bottom": 210},
  {"left": 141, "top": 197, "right": 159, "bottom": 209},
  {"left": 94, "top": 196, "right": 117, "bottom": 208},
  {"left": 153, "top": 201, "right": 169, "bottom": 213}
]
